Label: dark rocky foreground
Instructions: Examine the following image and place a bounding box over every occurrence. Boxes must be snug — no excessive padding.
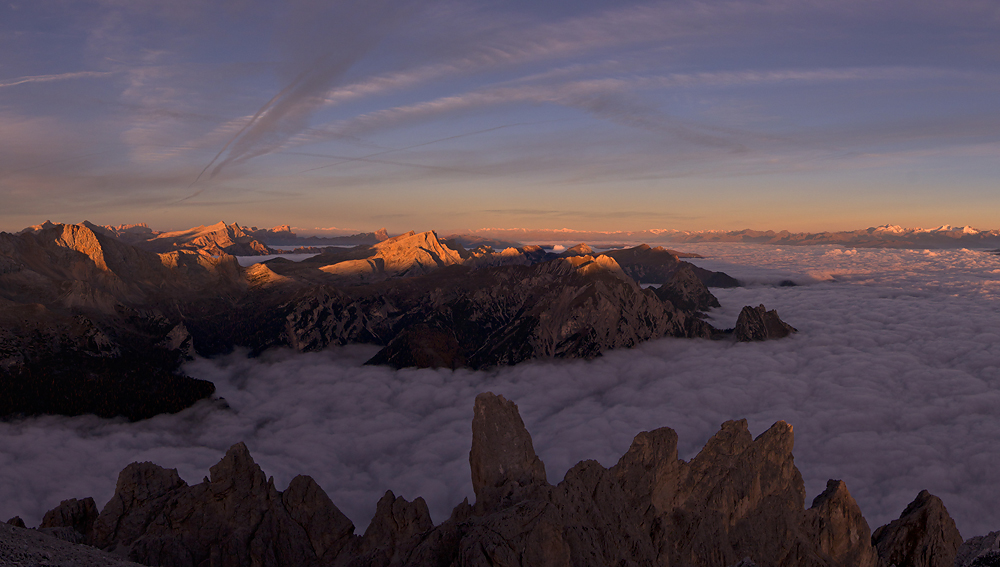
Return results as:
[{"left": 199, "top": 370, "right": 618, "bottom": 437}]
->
[
  {"left": 4, "top": 392, "right": 991, "bottom": 567},
  {"left": 1, "top": 222, "right": 764, "bottom": 420}
]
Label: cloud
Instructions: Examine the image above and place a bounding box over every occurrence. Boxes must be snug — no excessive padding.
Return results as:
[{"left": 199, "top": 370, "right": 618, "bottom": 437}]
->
[
  {"left": 313, "top": 0, "right": 998, "bottom": 111},
  {"left": 2, "top": 245, "right": 1000, "bottom": 541},
  {"left": 305, "top": 65, "right": 979, "bottom": 154},
  {"left": 0, "top": 71, "right": 118, "bottom": 89},
  {"left": 186, "top": 0, "right": 411, "bottom": 190}
]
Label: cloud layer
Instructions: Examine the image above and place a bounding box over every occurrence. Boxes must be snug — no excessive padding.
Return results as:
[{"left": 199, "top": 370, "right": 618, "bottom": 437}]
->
[{"left": 1, "top": 244, "right": 999, "bottom": 540}]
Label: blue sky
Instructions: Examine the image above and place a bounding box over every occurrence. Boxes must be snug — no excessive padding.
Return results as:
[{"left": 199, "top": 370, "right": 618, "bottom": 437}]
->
[{"left": 1, "top": 0, "right": 998, "bottom": 234}]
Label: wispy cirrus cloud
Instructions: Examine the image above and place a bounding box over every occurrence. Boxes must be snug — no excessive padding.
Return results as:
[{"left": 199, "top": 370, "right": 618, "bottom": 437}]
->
[
  {"left": 184, "top": 0, "right": 412, "bottom": 193},
  {"left": 0, "top": 70, "right": 118, "bottom": 89},
  {"left": 304, "top": 66, "right": 973, "bottom": 153}
]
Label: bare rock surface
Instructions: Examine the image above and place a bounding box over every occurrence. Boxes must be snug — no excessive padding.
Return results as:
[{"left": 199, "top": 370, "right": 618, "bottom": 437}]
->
[
  {"left": 0, "top": 522, "right": 144, "bottom": 567},
  {"left": 39, "top": 497, "right": 98, "bottom": 545},
  {"left": 2, "top": 221, "right": 744, "bottom": 418},
  {"left": 135, "top": 221, "right": 273, "bottom": 256},
  {"left": 6, "top": 392, "right": 979, "bottom": 567},
  {"left": 872, "top": 489, "right": 964, "bottom": 567},
  {"left": 956, "top": 531, "right": 1000, "bottom": 567},
  {"left": 734, "top": 303, "right": 798, "bottom": 341},
  {"left": 281, "top": 475, "right": 354, "bottom": 561},
  {"left": 803, "top": 479, "right": 879, "bottom": 567},
  {"left": 469, "top": 393, "right": 548, "bottom": 513},
  {"left": 654, "top": 262, "right": 721, "bottom": 312},
  {"left": 605, "top": 243, "right": 739, "bottom": 287}
]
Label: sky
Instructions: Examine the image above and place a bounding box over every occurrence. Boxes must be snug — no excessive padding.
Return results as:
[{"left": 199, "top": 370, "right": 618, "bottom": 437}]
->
[
  {"left": 2, "top": 244, "right": 999, "bottom": 538},
  {"left": 1, "top": 0, "right": 999, "bottom": 233}
]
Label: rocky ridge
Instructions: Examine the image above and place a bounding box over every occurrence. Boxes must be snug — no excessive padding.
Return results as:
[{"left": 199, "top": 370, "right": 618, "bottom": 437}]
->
[
  {"left": 1, "top": 221, "right": 770, "bottom": 419},
  {"left": 456, "top": 225, "right": 1000, "bottom": 250},
  {"left": 3, "top": 392, "right": 986, "bottom": 567},
  {"left": 733, "top": 304, "right": 798, "bottom": 342}
]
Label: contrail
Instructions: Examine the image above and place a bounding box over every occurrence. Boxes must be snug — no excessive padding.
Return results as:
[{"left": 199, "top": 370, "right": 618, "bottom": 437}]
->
[
  {"left": 295, "top": 123, "right": 534, "bottom": 175},
  {"left": 0, "top": 71, "right": 116, "bottom": 88},
  {"left": 178, "top": 0, "right": 407, "bottom": 204},
  {"left": 282, "top": 152, "right": 481, "bottom": 175},
  {"left": 177, "top": 69, "right": 314, "bottom": 203}
]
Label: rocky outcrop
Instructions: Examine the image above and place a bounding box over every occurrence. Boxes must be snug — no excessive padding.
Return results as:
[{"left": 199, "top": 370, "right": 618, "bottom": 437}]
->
[
  {"left": 350, "top": 490, "right": 435, "bottom": 566},
  {"left": 280, "top": 254, "right": 715, "bottom": 369},
  {"left": 803, "top": 480, "right": 879, "bottom": 567},
  {"left": 872, "top": 489, "right": 964, "bottom": 567},
  {"left": 5, "top": 517, "right": 26, "bottom": 528},
  {"left": 469, "top": 393, "right": 548, "bottom": 513},
  {"left": 956, "top": 531, "right": 1000, "bottom": 567},
  {"left": 309, "top": 230, "right": 463, "bottom": 283},
  {"left": 364, "top": 324, "right": 466, "bottom": 369},
  {"left": 137, "top": 221, "right": 274, "bottom": 256},
  {"left": 249, "top": 226, "right": 391, "bottom": 247},
  {"left": 734, "top": 304, "right": 798, "bottom": 341},
  {"left": 654, "top": 262, "right": 721, "bottom": 312},
  {"left": 558, "top": 243, "right": 594, "bottom": 257},
  {"left": 38, "top": 497, "right": 98, "bottom": 544},
  {"left": 605, "top": 244, "right": 739, "bottom": 287},
  {"left": 281, "top": 475, "right": 355, "bottom": 561},
  {"left": 13, "top": 392, "right": 979, "bottom": 567},
  {"left": 1, "top": 221, "right": 743, "bottom": 418},
  {"left": 0, "top": 522, "right": 145, "bottom": 567},
  {"left": 92, "top": 443, "right": 323, "bottom": 566}
]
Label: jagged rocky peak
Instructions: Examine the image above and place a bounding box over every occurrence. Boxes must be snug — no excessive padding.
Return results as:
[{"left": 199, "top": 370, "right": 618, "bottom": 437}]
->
[
  {"left": 560, "top": 253, "right": 629, "bottom": 280},
  {"left": 655, "top": 262, "right": 721, "bottom": 312},
  {"left": 610, "top": 426, "right": 682, "bottom": 513},
  {"left": 559, "top": 242, "right": 594, "bottom": 257},
  {"left": 91, "top": 441, "right": 340, "bottom": 566},
  {"left": 803, "top": 480, "right": 879, "bottom": 567},
  {"left": 141, "top": 220, "right": 273, "bottom": 256},
  {"left": 38, "top": 497, "right": 99, "bottom": 545},
  {"left": 91, "top": 461, "right": 187, "bottom": 551},
  {"left": 734, "top": 303, "right": 798, "bottom": 341},
  {"left": 354, "top": 490, "right": 434, "bottom": 565},
  {"left": 956, "top": 531, "right": 1000, "bottom": 567},
  {"left": 14, "top": 394, "right": 984, "bottom": 567},
  {"left": 604, "top": 243, "right": 740, "bottom": 287},
  {"left": 469, "top": 392, "right": 548, "bottom": 512},
  {"left": 318, "top": 229, "right": 462, "bottom": 281},
  {"left": 872, "top": 489, "right": 964, "bottom": 567},
  {"left": 281, "top": 474, "right": 355, "bottom": 559},
  {"left": 370, "top": 229, "right": 462, "bottom": 272}
]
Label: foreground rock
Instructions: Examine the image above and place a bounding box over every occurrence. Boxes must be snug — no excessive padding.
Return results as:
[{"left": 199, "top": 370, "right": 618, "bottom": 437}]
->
[
  {"left": 0, "top": 522, "right": 144, "bottom": 566},
  {"left": 9, "top": 392, "right": 973, "bottom": 567},
  {"left": 734, "top": 303, "right": 798, "bottom": 341},
  {"left": 654, "top": 262, "right": 721, "bottom": 312},
  {"left": 956, "top": 531, "right": 1000, "bottom": 567},
  {"left": 872, "top": 489, "right": 964, "bottom": 567},
  {"left": 38, "top": 497, "right": 99, "bottom": 545}
]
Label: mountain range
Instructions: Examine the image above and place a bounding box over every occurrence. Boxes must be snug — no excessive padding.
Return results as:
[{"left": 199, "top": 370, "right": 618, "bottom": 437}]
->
[
  {"left": 1, "top": 221, "right": 756, "bottom": 420},
  {"left": 454, "top": 225, "right": 1000, "bottom": 249}
]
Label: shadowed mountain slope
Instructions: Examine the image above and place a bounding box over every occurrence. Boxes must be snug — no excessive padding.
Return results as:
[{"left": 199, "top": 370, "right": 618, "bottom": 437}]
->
[
  {"left": 1, "top": 222, "right": 752, "bottom": 419},
  {"left": 9, "top": 392, "right": 977, "bottom": 567}
]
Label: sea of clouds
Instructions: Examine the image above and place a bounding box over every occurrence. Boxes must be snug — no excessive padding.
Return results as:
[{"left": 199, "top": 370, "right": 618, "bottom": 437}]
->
[{"left": 1, "top": 244, "right": 998, "bottom": 539}]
